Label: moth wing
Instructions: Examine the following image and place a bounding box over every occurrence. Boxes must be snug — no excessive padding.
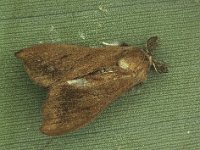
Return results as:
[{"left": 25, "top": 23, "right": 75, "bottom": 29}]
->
[
  {"left": 40, "top": 68, "right": 139, "bottom": 136},
  {"left": 15, "top": 44, "right": 124, "bottom": 87}
]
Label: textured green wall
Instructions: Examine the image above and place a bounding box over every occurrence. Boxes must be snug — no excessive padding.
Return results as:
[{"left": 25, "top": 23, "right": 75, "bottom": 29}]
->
[{"left": 0, "top": 0, "right": 200, "bottom": 149}]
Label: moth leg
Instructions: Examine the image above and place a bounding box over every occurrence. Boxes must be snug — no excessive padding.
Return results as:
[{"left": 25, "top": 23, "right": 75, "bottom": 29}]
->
[
  {"left": 152, "top": 60, "right": 168, "bottom": 73},
  {"left": 102, "top": 42, "right": 129, "bottom": 47}
]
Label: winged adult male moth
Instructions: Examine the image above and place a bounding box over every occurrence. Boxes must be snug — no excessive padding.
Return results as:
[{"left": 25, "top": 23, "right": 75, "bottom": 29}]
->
[{"left": 15, "top": 36, "right": 168, "bottom": 136}]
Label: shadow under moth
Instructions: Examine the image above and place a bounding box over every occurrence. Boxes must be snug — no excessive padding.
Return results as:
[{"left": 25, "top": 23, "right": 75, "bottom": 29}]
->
[{"left": 15, "top": 36, "right": 168, "bottom": 136}]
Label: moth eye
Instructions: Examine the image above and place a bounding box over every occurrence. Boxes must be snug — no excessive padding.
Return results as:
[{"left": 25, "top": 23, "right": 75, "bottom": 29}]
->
[
  {"left": 67, "top": 78, "right": 88, "bottom": 87},
  {"left": 118, "top": 58, "right": 129, "bottom": 70}
]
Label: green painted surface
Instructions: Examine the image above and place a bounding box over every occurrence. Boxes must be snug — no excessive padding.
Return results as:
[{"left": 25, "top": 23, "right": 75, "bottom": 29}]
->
[{"left": 0, "top": 0, "right": 200, "bottom": 149}]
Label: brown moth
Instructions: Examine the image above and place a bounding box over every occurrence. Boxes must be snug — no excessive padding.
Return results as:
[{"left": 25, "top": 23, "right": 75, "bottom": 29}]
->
[{"left": 15, "top": 36, "right": 168, "bottom": 136}]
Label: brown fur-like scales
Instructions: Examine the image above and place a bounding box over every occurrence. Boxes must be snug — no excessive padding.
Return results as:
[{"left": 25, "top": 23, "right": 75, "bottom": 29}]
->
[{"left": 15, "top": 36, "right": 168, "bottom": 136}]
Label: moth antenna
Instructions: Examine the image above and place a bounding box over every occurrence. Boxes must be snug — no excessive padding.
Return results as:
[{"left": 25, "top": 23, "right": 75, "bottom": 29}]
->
[
  {"left": 146, "top": 36, "right": 158, "bottom": 55},
  {"left": 144, "top": 36, "right": 168, "bottom": 73}
]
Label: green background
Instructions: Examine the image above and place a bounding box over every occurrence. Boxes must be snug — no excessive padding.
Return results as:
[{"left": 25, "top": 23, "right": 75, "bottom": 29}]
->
[{"left": 0, "top": 0, "right": 200, "bottom": 149}]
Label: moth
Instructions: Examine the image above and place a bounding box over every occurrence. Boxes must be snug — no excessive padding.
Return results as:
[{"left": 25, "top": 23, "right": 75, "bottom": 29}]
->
[{"left": 15, "top": 36, "right": 168, "bottom": 136}]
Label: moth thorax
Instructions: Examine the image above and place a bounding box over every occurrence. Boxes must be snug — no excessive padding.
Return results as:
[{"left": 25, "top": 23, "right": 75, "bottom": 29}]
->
[
  {"left": 118, "top": 50, "right": 150, "bottom": 73},
  {"left": 118, "top": 58, "right": 143, "bottom": 72}
]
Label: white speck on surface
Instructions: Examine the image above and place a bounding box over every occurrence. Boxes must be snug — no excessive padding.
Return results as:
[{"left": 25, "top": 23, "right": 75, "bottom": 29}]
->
[
  {"left": 99, "top": 5, "right": 108, "bottom": 12},
  {"left": 118, "top": 59, "right": 129, "bottom": 70},
  {"left": 187, "top": 131, "right": 190, "bottom": 134},
  {"left": 49, "top": 25, "right": 55, "bottom": 32},
  {"left": 79, "top": 32, "right": 86, "bottom": 39},
  {"left": 39, "top": 41, "right": 43, "bottom": 44},
  {"left": 102, "top": 41, "right": 120, "bottom": 46},
  {"left": 49, "top": 25, "right": 61, "bottom": 42}
]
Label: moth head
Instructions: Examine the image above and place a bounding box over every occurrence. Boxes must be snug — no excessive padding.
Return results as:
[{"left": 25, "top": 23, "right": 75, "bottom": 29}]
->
[
  {"left": 118, "top": 36, "right": 168, "bottom": 75},
  {"left": 118, "top": 48, "right": 151, "bottom": 83}
]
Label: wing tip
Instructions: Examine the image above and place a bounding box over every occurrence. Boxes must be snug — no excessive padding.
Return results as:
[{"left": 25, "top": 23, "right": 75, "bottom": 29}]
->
[
  {"left": 15, "top": 50, "right": 22, "bottom": 58},
  {"left": 15, "top": 48, "right": 27, "bottom": 59},
  {"left": 40, "top": 123, "right": 62, "bottom": 136},
  {"left": 40, "top": 121, "right": 72, "bottom": 136}
]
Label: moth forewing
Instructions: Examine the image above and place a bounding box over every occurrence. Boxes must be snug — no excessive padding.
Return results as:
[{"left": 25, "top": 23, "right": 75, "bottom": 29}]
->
[{"left": 15, "top": 44, "right": 126, "bottom": 87}]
